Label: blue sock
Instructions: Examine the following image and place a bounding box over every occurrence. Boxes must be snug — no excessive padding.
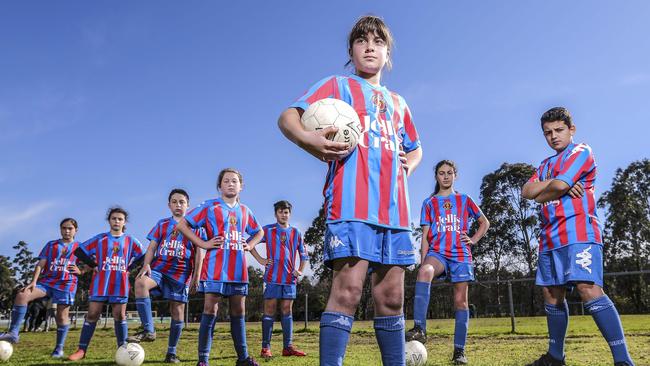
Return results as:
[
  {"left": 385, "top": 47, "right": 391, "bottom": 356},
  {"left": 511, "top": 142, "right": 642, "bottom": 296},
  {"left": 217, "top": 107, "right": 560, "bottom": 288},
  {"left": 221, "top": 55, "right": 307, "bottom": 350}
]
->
[
  {"left": 8, "top": 305, "right": 27, "bottom": 336},
  {"left": 78, "top": 320, "right": 97, "bottom": 351},
  {"left": 453, "top": 309, "right": 470, "bottom": 350},
  {"left": 544, "top": 302, "right": 568, "bottom": 360},
  {"left": 413, "top": 282, "right": 430, "bottom": 331},
  {"left": 585, "top": 296, "right": 634, "bottom": 365},
  {"left": 281, "top": 314, "right": 293, "bottom": 349},
  {"left": 230, "top": 315, "right": 248, "bottom": 361},
  {"left": 374, "top": 315, "right": 406, "bottom": 366},
  {"left": 168, "top": 320, "right": 183, "bottom": 355},
  {"left": 198, "top": 313, "right": 216, "bottom": 363},
  {"left": 320, "top": 312, "right": 353, "bottom": 366},
  {"left": 261, "top": 315, "right": 274, "bottom": 348},
  {"left": 135, "top": 297, "right": 154, "bottom": 333},
  {"left": 55, "top": 324, "right": 70, "bottom": 351},
  {"left": 114, "top": 320, "right": 128, "bottom": 347}
]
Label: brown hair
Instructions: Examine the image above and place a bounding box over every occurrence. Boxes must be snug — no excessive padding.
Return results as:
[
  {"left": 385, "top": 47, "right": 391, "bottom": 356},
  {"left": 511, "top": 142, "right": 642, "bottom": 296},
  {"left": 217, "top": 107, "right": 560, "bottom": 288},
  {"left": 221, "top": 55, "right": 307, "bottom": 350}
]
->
[
  {"left": 346, "top": 15, "right": 394, "bottom": 70},
  {"left": 541, "top": 107, "right": 573, "bottom": 129},
  {"left": 433, "top": 160, "right": 458, "bottom": 195},
  {"left": 59, "top": 217, "right": 78, "bottom": 229},
  {"left": 106, "top": 206, "right": 128, "bottom": 233},
  {"left": 217, "top": 168, "right": 244, "bottom": 189}
]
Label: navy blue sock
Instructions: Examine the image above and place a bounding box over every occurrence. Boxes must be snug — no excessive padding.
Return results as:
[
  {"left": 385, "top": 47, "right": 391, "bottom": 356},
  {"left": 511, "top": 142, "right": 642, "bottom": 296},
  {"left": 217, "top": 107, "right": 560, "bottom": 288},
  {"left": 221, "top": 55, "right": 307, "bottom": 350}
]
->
[
  {"left": 453, "top": 309, "right": 470, "bottom": 350},
  {"left": 281, "top": 314, "right": 293, "bottom": 348},
  {"left": 8, "top": 305, "right": 27, "bottom": 336},
  {"left": 197, "top": 313, "right": 216, "bottom": 362},
  {"left": 320, "top": 312, "right": 353, "bottom": 366},
  {"left": 544, "top": 302, "right": 568, "bottom": 360},
  {"left": 78, "top": 320, "right": 97, "bottom": 351},
  {"left": 135, "top": 297, "right": 154, "bottom": 333},
  {"left": 585, "top": 295, "right": 634, "bottom": 365},
  {"left": 261, "top": 315, "right": 274, "bottom": 349},
  {"left": 230, "top": 315, "right": 248, "bottom": 361},
  {"left": 168, "top": 320, "right": 183, "bottom": 355},
  {"left": 374, "top": 315, "right": 406, "bottom": 366},
  {"left": 413, "top": 282, "right": 430, "bottom": 331},
  {"left": 55, "top": 324, "right": 70, "bottom": 351},
  {"left": 114, "top": 320, "right": 128, "bottom": 347}
]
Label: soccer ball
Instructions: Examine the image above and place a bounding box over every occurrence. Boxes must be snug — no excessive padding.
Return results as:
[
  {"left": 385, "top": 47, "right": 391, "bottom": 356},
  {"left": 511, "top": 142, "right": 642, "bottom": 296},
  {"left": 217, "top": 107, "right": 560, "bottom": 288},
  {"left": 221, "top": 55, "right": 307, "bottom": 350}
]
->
[
  {"left": 115, "top": 343, "right": 145, "bottom": 366},
  {"left": 301, "top": 98, "right": 363, "bottom": 152},
  {"left": 0, "top": 341, "right": 12, "bottom": 362},
  {"left": 405, "top": 340, "right": 427, "bottom": 366}
]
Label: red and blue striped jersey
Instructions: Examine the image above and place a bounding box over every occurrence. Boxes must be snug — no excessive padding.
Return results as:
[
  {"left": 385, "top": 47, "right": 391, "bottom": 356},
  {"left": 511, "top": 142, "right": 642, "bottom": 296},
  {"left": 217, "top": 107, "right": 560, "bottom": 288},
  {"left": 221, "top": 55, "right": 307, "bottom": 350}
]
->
[
  {"left": 291, "top": 75, "right": 421, "bottom": 230},
  {"left": 147, "top": 217, "right": 206, "bottom": 285},
  {"left": 262, "top": 224, "right": 309, "bottom": 285},
  {"left": 37, "top": 240, "right": 81, "bottom": 293},
  {"left": 79, "top": 233, "right": 145, "bottom": 297},
  {"left": 185, "top": 198, "right": 261, "bottom": 283},
  {"left": 528, "top": 142, "right": 602, "bottom": 252},
  {"left": 420, "top": 193, "right": 483, "bottom": 263}
]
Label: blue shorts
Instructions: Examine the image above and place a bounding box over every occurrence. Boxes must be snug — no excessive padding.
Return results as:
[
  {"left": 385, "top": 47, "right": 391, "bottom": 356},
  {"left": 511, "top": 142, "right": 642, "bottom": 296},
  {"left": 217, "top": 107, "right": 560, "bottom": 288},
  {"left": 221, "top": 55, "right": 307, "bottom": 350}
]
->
[
  {"left": 89, "top": 296, "right": 128, "bottom": 304},
  {"left": 264, "top": 283, "right": 297, "bottom": 299},
  {"left": 35, "top": 284, "right": 75, "bottom": 305},
  {"left": 324, "top": 221, "right": 416, "bottom": 268},
  {"left": 536, "top": 243, "right": 604, "bottom": 287},
  {"left": 148, "top": 270, "right": 189, "bottom": 303},
  {"left": 199, "top": 281, "right": 248, "bottom": 297},
  {"left": 425, "top": 251, "right": 475, "bottom": 283}
]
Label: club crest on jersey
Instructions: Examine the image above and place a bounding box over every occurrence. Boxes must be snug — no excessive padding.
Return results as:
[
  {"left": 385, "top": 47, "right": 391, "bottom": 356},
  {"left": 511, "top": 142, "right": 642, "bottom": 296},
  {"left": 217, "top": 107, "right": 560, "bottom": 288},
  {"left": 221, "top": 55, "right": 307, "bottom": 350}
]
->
[
  {"left": 546, "top": 169, "right": 552, "bottom": 180},
  {"left": 228, "top": 214, "right": 238, "bottom": 227},
  {"left": 443, "top": 201, "right": 452, "bottom": 210},
  {"left": 280, "top": 232, "right": 287, "bottom": 243},
  {"left": 371, "top": 93, "right": 387, "bottom": 113},
  {"left": 112, "top": 243, "right": 120, "bottom": 254},
  {"left": 61, "top": 246, "right": 68, "bottom": 255}
]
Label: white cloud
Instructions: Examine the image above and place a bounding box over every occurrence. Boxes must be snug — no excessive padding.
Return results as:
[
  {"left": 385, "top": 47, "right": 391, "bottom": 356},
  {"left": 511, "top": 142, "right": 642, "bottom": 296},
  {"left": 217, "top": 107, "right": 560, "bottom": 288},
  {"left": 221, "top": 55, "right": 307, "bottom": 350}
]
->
[{"left": 0, "top": 201, "right": 57, "bottom": 234}]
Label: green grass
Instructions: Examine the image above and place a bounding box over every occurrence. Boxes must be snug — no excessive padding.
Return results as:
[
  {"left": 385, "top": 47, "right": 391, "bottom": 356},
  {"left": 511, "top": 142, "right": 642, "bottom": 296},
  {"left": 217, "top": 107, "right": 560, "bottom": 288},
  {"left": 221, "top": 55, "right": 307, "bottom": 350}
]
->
[{"left": 3, "top": 315, "right": 649, "bottom": 365}]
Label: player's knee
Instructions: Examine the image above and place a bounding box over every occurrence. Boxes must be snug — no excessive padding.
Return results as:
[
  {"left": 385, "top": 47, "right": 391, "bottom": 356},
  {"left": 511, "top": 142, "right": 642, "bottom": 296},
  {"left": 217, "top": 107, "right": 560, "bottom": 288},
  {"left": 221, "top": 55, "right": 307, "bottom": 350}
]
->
[
  {"left": 417, "top": 264, "right": 435, "bottom": 282},
  {"left": 454, "top": 298, "right": 468, "bottom": 310},
  {"left": 85, "top": 311, "right": 100, "bottom": 322},
  {"left": 333, "top": 283, "right": 363, "bottom": 309},
  {"left": 281, "top": 304, "right": 293, "bottom": 315},
  {"left": 576, "top": 283, "right": 604, "bottom": 301}
]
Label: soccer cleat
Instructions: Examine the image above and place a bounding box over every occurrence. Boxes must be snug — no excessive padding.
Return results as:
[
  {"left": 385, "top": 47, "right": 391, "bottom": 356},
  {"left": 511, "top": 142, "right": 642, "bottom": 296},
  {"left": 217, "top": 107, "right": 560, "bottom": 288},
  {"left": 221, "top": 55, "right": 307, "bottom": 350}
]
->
[
  {"left": 164, "top": 353, "right": 181, "bottom": 363},
  {"left": 614, "top": 363, "right": 633, "bottom": 366},
  {"left": 405, "top": 325, "right": 427, "bottom": 344},
  {"left": 195, "top": 362, "right": 209, "bottom": 366},
  {"left": 525, "top": 353, "right": 566, "bottom": 366},
  {"left": 282, "top": 345, "right": 306, "bottom": 357},
  {"left": 51, "top": 349, "right": 65, "bottom": 358},
  {"left": 67, "top": 349, "right": 86, "bottom": 361},
  {"left": 260, "top": 347, "right": 273, "bottom": 359},
  {"left": 0, "top": 332, "right": 18, "bottom": 344},
  {"left": 126, "top": 330, "right": 157, "bottom": 343},
  {"left": 235, "top": 356, "right": 260, "bottom": 366},
  {"left": 452, "top": 347, "right": 468, "bottom": 365}
]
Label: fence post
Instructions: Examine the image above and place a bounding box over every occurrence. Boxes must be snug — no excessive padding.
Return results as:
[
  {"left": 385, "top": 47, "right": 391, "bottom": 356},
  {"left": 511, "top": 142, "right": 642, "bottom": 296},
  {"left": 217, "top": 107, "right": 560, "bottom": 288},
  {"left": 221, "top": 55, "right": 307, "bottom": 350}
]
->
[
  {"left": 304, "top": 292, "right": 308, "bottom": 330},
  {"left": 508, "top": 281, "right": 515, "bottom": 333},
  {"left": 73, "top": 306, "right": 78, "bottom": 329},
  {"left": 185, "top": 301, "right": 189, "bottom": 329}
]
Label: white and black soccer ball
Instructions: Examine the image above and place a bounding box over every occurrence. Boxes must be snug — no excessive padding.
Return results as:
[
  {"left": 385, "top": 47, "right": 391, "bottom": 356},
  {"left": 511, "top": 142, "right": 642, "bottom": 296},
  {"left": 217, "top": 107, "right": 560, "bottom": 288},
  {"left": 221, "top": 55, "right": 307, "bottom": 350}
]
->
[
  {"left": 0, "top": 341, "right": 13, "bottom": 362},
  {"left": 405, "top": 340, "right": 427, "bottom": 366},
  {"left": 301, "top": 98, "right": 362, "bottom": 153},
  {"left": 115, "top": 343, "right": 145, "bottom": 366}
]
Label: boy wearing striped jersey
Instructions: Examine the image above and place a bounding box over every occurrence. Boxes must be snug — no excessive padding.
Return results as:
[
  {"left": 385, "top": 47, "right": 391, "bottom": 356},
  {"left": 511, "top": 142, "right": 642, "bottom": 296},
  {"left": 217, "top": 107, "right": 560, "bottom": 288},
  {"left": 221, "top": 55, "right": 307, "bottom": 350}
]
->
[
  {"left": 126, "top": 189, "right": 205, "bottom": 364},
  {"left": 0, "top": 218, "right": 82, "bottom": 358},
  {"left": 522, "top": 107, "right": 634, "bottom": 366},
  {"left": 250, "top": 201, "right": 309, "bottom": 359}
]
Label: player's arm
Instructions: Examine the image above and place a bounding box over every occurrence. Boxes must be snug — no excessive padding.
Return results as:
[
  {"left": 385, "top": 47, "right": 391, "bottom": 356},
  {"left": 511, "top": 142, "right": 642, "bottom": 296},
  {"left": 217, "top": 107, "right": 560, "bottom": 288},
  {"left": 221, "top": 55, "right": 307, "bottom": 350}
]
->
[
  {"left": 401, "top": 146, "right": 423, "bottom": 177},
  {"left": 175, "top": 218, "right": 221, "bottom": 249},
  {"left": 419, "top": 225, "right": 430, "bottom": 264},
  {"left": 22, "top": 259, "right": 46, "bottom": 291},
  {"left": 190, "top": 248, "right": 204, "bottom": 294},
  {"left": 249, "top": 247, "right": 268, "bottom": 266},
  {"left": 137, "top": 240, "right": 158, "bottom": 278},
  {"left": 296, "top": 255, "right": 307, "bottom": 276},
  {"left": 533, "top": 180, "right": 584, "bottom": 203},
  {"left": 522, "top": 180, "right": 551, "bottom": 199},
  {"left": 278, "top": 107, "right": 350, "bottom": 161},
  {"left": 73, "top": 247, "right": 97, "bottom": 268},
  {"left": 242, "top": 229, "right": 264, "bottom": 251},
  {"left": 460, "top": 215, "right": 490, "bottom": 246}
]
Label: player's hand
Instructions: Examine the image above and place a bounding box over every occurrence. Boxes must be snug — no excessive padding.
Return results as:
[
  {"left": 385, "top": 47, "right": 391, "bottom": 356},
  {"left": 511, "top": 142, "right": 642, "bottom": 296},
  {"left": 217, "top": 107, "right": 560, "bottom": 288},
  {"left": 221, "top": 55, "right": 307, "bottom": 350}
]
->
[
  {"left": 189, "top": 280, "right": 199, "bottom": 295},
  {"left": 567, "top": 182, "right": 585, "bottom": 199},
  {"left": 398, "top": 149, "right": 409, "bottom": 175},
  {"left": 203, "top": 236, "right": 224, "bottom": 249},
  {"left": 292, "top": 269, "right": 302, "bottom": 278},
  {"left": 68, "top": 264, "right": 82, "bottom": 276},
  {"left": 460, "top": 232, "right": 474, "bottom": 245},
  {"left": 93, "top": 267, "right": 99, "bottom": 274},
  {"left": 20, "top": 283, "right": 36, "bottom": 293},
  {"left": 137, "top": 264, "right": 151, "bottom": 279},
  {"left": 302, "top": 127, "right": 351, "bottom": 162}
]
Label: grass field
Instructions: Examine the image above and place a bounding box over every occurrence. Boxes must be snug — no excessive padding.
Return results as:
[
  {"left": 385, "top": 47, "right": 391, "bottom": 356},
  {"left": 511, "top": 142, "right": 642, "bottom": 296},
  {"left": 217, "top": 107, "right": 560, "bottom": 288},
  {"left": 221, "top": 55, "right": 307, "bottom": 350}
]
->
[{"left": 3, "top": 315, "right": 648, "bottom": 365}]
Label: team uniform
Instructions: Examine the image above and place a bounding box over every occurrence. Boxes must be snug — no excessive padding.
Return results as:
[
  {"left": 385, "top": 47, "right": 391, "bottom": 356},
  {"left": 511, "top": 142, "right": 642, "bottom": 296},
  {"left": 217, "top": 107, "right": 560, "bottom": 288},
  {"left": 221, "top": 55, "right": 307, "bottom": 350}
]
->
[
  {"left": 421, "top": 194, "right": 483, "bottom": 283},
  {"left": 0, "top": 239, "right": 80, "bottom": 353},
  {"left": 260, "top": 224, "right": 309, "bottom": 354},
  {"left": 528, "top": 142, "right": 634, "bottom": 365},
  {"left": 73, "top": 232, "right": 145, "bottom": 352},
  {"left": 292, "top": 74, "right": 421, "bottom": 366},
  {"left": 185, "top": 197, "right": 261, "bottom": 364}
]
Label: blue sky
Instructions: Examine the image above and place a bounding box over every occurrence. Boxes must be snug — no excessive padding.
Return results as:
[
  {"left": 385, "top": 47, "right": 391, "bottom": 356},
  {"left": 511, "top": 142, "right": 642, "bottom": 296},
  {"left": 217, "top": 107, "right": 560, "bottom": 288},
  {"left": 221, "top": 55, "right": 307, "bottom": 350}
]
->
[{"left": 1, "top": 1, "right": 649, "bottom": 275}]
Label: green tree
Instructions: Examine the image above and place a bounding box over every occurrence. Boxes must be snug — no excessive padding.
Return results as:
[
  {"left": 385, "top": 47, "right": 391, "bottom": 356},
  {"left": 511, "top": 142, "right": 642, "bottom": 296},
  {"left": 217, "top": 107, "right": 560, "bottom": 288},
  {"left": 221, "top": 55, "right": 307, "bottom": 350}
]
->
[
  {"left": 12, "top": 241, "right": 37, "bottom": 286},
  {"left": 598, "top": 159, "right": 650, "bottom": 312},
  {"left": 0, "top": 255, "right": 16, "bottom": 313},
  {"left": 303, "top": 206, "right": 329, "bottom": 281}
]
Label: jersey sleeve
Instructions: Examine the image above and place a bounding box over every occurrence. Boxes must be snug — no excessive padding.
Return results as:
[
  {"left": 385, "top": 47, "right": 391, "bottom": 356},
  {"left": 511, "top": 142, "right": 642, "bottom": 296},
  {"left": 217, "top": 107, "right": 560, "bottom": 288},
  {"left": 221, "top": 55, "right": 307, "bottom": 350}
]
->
[
  {"left": 398, "top": 99, "right": 421, "bottom": 153},
  {"left": 146, "top": 221, "right": 162, "bottom": 243},
  {"left": 555, "top": 144, "right": 596, "bottom": 187},
  {"left": 466, "top": 195, "right": 483, "bottom": 220},
  {"left": 420, "top": 199, "right": 433, "bottom": 227},
  {"left": 289, "top": 76, "right": 340, "bottom": 111},
  {"left": 244, "top": 209, "right": 261, "bottom": 236},
  {"left": 296, "top": 230, "right": 309, "bottom": 260},
  {"left": 185, "top": 203, "right": 209, "bottom": 229},
  {"left": 128, "top": 236, "right": 146, "bottom": 267},
  {"left": 196, "top": 227, "right": 208, "bottom": 241},
  {"left": 38, "top": 242, "right": 50, "bottom": 260},
  {"left": 79, "top": 236, "right": 98, "bottom": 258}
]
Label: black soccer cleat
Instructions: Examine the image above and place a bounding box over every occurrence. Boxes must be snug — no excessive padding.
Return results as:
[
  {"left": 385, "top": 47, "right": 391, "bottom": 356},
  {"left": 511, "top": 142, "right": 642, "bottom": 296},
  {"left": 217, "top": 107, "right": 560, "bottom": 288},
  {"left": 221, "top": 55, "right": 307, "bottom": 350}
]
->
[
  {"left": 525, "top": 353, "right": 566, "bottom": 366},
  {"left": 405, "top": 325, "right": 427, "bottom": 344},
  {"left": 452, "top": 347, "right": 468, "bottom": 365},
  {"left": 235, "top": 356, "right": 260, "bottom": 366},
  {"left": 164, "top": 353, "right": 181, "bottom": 363},
  {"left": 126, "top": 330, "right": 156, "bottom": 343}
]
